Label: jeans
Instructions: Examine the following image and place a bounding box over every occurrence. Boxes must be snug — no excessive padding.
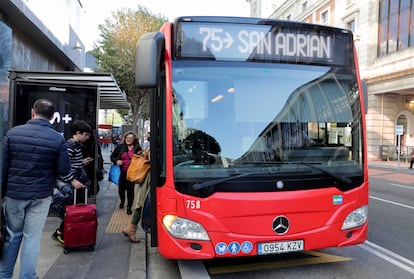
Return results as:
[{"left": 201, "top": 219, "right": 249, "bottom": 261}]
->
[{"left": 0, "top": 196, "right": 52, "bottom": 279}]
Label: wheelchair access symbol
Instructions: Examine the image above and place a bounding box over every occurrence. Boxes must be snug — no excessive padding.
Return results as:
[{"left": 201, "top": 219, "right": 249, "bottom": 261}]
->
[
  {"left": 215, "top": 241, "right": 253, "bottom": 255},
  {"left": 241, "top": 241, "right": 253, "bottom": 254}
]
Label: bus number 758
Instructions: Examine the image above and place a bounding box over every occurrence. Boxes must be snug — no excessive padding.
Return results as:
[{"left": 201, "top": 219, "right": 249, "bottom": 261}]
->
[{"left": 186, "top": 200, "right": 201, "bottom": 210}]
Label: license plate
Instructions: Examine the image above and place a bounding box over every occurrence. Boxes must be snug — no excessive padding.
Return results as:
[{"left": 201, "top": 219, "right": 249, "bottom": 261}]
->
[{"left": 257, "top": 240, "right": 304, "bottom": 255}]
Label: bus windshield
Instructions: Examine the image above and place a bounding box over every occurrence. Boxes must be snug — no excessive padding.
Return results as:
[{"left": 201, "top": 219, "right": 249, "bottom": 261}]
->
[{"left": 172, "top": 60, "right": 363, "bottom": 195}]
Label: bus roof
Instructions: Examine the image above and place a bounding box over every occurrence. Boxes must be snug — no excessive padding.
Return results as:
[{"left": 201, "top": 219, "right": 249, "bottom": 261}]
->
[{"left": 174, "top": 16, "right": 352, "bottom": 34}]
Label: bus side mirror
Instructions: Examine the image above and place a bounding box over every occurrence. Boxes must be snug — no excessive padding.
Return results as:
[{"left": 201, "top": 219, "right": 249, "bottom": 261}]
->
[{"left": 135, "top": 32, "right": 165, "bottom": 88}]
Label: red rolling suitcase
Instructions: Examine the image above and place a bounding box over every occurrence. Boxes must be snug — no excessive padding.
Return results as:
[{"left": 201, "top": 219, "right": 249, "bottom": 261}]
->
[{"left": 63, "top": 187, "right": 97, "bottom": 254}]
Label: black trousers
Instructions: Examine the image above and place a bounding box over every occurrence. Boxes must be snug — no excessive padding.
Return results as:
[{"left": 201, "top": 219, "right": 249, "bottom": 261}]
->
[{"left": 118, "top": 171, "right": 135, "bottom": 207}]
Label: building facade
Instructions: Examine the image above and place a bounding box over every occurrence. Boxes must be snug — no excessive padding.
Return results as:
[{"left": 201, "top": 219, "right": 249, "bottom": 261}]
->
[
  {"left": 1, "top": 0, "right": 86, "bottom": 132},
  {"left": 1, "top": 0, "right": 85, "bottom": 73},
  {"left": 0, "top": 0, "right": 128, "bottom": 138},
  {"left": 248, "top": 0, "right": 414, "bottom": 161}
]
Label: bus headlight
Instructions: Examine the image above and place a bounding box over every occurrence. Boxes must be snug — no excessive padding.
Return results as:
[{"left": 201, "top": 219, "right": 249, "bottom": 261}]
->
[
  {"left": 341, "top": 205, "right": 368, "bottom": 230},
  {"left": 162, "top": 215, "right": 210, "bottom": 241}
]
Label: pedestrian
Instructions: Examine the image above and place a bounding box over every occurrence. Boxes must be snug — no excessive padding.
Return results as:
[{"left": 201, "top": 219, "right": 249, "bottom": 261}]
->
[
  {"left": 410, "top": 148, "right": 414, "bottom": 169},
  {"left": 84, "top": 128, "right": 104, "bottom": 196},
  {"left": 112, "top": 133, "right": 119, "bottom": 148},
  {"left": 121, "top": 151, "right": 150, "bottom": 243},
  {"left": 110, "top": 131, "right": 142, "bottom": 215},
  {"left": 51, "top": 120, "right": 92, "bottom": 245},
  {"left": 0, "top": 99, "right": 83, "bottom": 279},
  {"left": 66, "top": 120, "right": 93, "bottom": 188}
]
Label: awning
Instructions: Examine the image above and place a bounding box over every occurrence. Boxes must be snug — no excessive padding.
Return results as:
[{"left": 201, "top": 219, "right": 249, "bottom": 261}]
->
[{"left": 9, "top": 71, "right": 130, "bottom": 109}]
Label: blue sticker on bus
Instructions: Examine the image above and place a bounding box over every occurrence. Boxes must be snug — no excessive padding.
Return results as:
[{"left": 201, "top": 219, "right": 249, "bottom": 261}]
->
[
  {"left": 333, "top": 195, "right": 343, "bottom": 205},
  {"left": 241, "top": 241, "right": 253, "bottom": 254},
  {"left": 228, "top": 241, "right": 241, "bottom": 254},
  {"left": 215, "top": 242, "right": 227, "bottom": 255}
]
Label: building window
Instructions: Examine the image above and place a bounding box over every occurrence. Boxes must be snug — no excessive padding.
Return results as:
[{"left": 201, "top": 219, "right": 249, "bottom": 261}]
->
[
  {"left": 252, "top": 0, "right": 257, "bottom": 16},
  {"left": 378, "top": 0, "right": 414, "bottom": 56},
  {"left": 0, "top": 16, "right": 11, "bottom": 133},
  {"left": 347, "top": 19, "right": 356, "bottom": 33},
  {"left": 320, "top": 9, "right": 329, "bottom": 25},
  {"left": 396, "top": 114, "right": 407, "bottom": 149},
  {"left": 0, "top": 19, "right": 11, "bottom": 79},
  {"left": 302, "top": 1, "right": 308, "bottom": 12}
]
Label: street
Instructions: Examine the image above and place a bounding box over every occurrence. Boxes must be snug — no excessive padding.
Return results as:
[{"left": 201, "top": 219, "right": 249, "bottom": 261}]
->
[
  {"left": 367, "top": 166, "right": 414, "bottom": 262},
  {"left": 145, "top": 163, "right": 414, "bottom": 279}
]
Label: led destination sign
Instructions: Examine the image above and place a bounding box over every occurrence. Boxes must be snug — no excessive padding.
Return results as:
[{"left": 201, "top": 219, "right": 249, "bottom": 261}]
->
[{"left": 178, "top": 22, "right": 352, "bottom": 65}]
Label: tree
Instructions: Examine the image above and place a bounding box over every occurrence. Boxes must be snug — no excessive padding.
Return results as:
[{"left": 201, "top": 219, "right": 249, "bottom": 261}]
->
[{"left": 91, "top": 6, "right": 166, "bottom": 137}]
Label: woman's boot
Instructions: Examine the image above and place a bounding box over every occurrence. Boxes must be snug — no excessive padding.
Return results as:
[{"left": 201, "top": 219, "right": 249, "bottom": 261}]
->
[{"left": 122, "top": 223, "right": 140, "bottom": 243}]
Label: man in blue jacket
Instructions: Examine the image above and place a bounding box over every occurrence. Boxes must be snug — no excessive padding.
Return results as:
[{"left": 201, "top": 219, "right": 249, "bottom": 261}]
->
[{"left": 0, "top": 99, "right": 83, "bottom": 279}]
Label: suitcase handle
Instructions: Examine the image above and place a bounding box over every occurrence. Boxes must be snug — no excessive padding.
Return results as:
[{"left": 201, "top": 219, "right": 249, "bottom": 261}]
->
[{"left": 73, "top": 187, "right": 88, "bottom": 205}]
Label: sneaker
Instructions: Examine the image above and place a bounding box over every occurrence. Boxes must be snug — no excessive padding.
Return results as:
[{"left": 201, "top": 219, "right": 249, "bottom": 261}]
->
[{"left": 51, "top": 230, "right": 65, "bottom": 245}]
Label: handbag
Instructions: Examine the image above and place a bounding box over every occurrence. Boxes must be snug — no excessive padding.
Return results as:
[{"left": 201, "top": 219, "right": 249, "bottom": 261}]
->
[
  {"left": 108, "top": 164, "right": 121, "bottom": 185},
  {"left": 127, "top": 149, "right": 150, "bottom": 184},
  {"left": 50, "top": 180, "right": 74, "bottom": 217}
]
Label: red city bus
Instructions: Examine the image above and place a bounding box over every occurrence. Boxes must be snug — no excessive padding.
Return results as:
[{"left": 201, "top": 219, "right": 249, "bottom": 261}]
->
[
  {"left": 135, "top": 16, "right": 368, "bottom": 259},
  {"left": 98, "top": 124, "right": 113, "bottom": 145}
]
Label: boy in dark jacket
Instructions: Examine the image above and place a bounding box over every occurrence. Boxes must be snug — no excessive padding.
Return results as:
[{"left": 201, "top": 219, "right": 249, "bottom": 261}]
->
[{"left": 51, "top": 120, "right": 92, "bottom": 244}]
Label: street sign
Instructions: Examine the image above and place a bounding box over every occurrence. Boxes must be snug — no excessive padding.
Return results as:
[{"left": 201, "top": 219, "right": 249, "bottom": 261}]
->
[{"left": 395, "top": 125, "right": 404, "bottom": 136}]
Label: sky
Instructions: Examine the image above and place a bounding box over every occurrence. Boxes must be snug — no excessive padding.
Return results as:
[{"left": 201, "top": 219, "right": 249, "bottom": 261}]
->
[{"left": 81, "top": 0, "right": 250, "bottom": 51}]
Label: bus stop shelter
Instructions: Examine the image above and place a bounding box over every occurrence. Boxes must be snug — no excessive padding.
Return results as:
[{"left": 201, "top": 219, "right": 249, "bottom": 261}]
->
[
  {"left": 7, "top": 70, "right": 130, "bottom": 197},
  {"left": 9, "top": 70, "right": 130, "bottom": 109}
]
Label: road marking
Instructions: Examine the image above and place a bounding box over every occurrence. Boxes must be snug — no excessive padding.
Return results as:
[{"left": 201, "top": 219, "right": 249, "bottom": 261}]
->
[
  {"left": 178, "top": 260, "right": 211, "bottom": 279},
  {"left": 179, "top": 242, "right": 414, "bottom": 276},
  {"left": 390, "top": 183, "right": 414, "bottom": 190},
  {"left": 369, "top": 196, "right": 414, "bottom": 210},
  {"left": 360, "top": 241, "right": 414, "bottom": 274},
  {"left": 205, "top": 251, "right": 351, "bottom": 275}
]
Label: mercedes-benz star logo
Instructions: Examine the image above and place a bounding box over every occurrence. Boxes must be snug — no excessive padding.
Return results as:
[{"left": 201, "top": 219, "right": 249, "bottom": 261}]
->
[{"left": 272, "top": 216, "right": 290, "bottom": 235}]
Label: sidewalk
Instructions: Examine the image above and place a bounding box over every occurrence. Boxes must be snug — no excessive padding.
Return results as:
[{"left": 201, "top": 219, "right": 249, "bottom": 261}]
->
[
  {"left": 11, "top": 145, "right": 146, "bottom": 279},
  {"left": 368, "top": 159, "right": 413, "bottom": 171}
]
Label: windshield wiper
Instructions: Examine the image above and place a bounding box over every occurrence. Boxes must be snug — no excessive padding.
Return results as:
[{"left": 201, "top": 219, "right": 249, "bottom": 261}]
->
[
  {"left": 192, "top": 162, "right": 352, "bottom": 191},
  {"left": 192, "top": 172, "right": 254, "bottom": 190},
  {"left": 238, "top": 160, "right": 352, "bottom": 185},
  {"left": 291, "top": 161, "right": 352, "bottom": 185}
]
